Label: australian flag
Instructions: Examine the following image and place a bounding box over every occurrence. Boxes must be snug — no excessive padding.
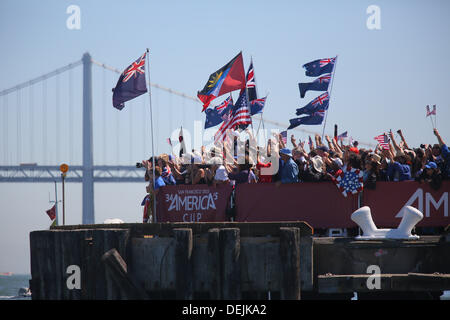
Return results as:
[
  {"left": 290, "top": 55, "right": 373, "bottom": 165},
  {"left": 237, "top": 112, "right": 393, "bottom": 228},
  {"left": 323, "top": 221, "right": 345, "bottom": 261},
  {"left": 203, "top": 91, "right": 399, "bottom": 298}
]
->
[
  {"left": 250, "top": 97, "right": 267, "bottom": 115},
  {"left": 288, "top": 111, "right": 325, "bottom": 129},
  {"left": 204, "top": 97, "right": 233, "bottom": 129},
  {"left": 296, "top": 92, "right": 329, "bottom": 116},
  {"left": 112, "top": 52, "right": 148, "bottom": 110},
  {"left": 298, "top": 73, "right": 331, "bottom": 98},
  {"left": 303, "top": 57, "right": 336, "bottom": 77}
]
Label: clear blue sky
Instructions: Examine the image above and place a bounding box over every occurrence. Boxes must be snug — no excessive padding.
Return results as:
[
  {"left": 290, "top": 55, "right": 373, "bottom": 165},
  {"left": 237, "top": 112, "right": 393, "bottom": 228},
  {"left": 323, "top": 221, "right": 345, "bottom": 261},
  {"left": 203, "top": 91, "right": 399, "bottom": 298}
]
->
[{"left": 0, "top": 0, "right": 449, "bottom": 273}]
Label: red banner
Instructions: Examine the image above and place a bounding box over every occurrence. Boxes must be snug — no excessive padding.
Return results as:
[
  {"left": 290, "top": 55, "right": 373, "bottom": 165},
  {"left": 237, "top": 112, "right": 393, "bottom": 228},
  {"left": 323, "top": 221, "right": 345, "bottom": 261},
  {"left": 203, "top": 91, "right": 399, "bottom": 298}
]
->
[
  {"left": 156, "top": 184, "right": 233, "bottom": 222},
  {"left": 234, "top": 182, "right": 359, "bottom": 228},
  {"left": 154, "top": 181, "right": 449, "bottom": 229},
  {"left": 362, "top": 180, "right": 450, "bottom": 228}
]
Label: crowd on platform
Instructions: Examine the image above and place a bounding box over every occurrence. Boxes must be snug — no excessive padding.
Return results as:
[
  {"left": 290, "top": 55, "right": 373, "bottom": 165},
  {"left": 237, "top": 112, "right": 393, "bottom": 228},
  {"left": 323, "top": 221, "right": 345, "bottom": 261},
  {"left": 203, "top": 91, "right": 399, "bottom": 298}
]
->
[{"left": 140, "top": 128, "right": 449, "bottom": 222}]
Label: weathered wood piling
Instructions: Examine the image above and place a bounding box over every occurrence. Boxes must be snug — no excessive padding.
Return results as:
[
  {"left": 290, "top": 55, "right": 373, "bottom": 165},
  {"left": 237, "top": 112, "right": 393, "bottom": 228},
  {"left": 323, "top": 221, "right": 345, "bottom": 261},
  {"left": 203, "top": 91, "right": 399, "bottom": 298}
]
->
[{"left": 29, "top": 222, "right": 450, "bottom": 300}]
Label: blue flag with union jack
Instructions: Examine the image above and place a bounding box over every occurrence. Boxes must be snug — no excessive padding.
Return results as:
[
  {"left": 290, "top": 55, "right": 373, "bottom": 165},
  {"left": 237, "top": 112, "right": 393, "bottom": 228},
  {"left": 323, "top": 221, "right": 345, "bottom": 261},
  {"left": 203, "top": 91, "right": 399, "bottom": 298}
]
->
[
  {"left": 112, "top": 52, "right": 147, "bottom": 110},
  {"left": 298, "top": 73, "right": 331, "bottom": 98},
  {"left": 250, "top": 97, "right": 267, "bottom": 115},
  {"left": 245, "top": 60, "right": 258, "bottom": 101},
  {"left": 288, "top": 111, "right": 325, "bottom": 129},
  {"left": 204, "top": 96, "right": 233, "bottom": 129},
  {"left": 303, "top": 57, "right": 336, "bottom": 77},
  {"left": 296, "top": 92, "right": 329, "bottom": 116}
]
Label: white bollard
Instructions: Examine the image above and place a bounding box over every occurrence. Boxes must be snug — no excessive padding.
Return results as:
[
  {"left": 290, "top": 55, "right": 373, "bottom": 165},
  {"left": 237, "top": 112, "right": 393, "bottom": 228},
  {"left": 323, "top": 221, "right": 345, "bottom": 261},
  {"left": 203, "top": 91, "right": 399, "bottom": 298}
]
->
[{"left": 351, "top": 206, "right": 423, "bottom": 240}]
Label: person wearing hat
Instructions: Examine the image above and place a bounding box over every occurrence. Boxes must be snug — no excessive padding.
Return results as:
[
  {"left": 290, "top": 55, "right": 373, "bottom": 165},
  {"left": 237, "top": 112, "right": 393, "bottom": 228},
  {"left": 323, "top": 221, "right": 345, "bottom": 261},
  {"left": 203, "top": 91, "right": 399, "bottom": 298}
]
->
[
  {"left": 363, "top": 158, "right": 380, "bottom": 189},
  {"left": 300, "top": 155, "right": 325, "bottom": 182},
  {"left": 386, "top": 153, "right": 412, "bottom": 182},
  {"left": 415, "top": 161, "right": 442, "bottom": 190},
  {"left": 279, "top": 148, "right": 299, "bottom": 184}
]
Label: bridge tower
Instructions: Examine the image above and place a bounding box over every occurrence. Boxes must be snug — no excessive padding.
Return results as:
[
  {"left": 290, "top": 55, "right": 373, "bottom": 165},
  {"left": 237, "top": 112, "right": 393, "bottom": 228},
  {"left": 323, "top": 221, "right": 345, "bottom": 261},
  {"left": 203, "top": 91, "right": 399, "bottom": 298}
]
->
[{"left": 82, "top": 52, "right": 94, "bottom": 224}]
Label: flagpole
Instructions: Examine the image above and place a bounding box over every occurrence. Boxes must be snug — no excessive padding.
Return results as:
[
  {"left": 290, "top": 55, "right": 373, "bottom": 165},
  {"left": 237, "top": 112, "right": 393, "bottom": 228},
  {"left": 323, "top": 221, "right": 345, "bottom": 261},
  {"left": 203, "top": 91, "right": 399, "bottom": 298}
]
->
[
  {"left": 427, "top": 105, "right": 435, "bottom": 129},
  {"left": 321, "top": 55, "right": 338, "bottom": 141},
  {"left": 433, "top": 105, "right": 437, "bottom": 129},
  {"left": 54, "top": 180, "right": 58, "bottom": 226},
  {"left": 146, "top": 48, "right": 157, "bottom": 223}
]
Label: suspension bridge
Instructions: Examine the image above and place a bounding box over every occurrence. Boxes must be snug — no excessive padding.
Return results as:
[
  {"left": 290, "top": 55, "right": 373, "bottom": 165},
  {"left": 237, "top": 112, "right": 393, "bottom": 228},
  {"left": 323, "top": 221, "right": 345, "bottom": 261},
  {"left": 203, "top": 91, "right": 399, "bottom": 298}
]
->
[{"left": 0, "top": 52, "right": 369, "bottom": 225}]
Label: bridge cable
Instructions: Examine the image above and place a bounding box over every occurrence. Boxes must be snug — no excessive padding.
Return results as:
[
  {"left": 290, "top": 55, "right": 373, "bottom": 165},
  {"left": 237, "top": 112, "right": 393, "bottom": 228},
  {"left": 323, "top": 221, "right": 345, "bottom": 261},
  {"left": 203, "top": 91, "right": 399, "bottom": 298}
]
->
[
  {"left": 2, "top": 95, "right": 8, "bottom": 164},
  {"left": 17, "top": 90, "right": 21, "bottom": 163},
  {"left": 68, "top": 67, "right": 74, "bottom": 162},
  {"left": 29, "top": 85, "right": 34, "bottom": 162},
  {"left": 42, "top": 80, "right": 47, "bottom": 164},
  {"left": 55, "top": 73, "right": 60, "bottom": 163},
  {"left": 102, "top": 67, "right": 106, "bottom": 164}
]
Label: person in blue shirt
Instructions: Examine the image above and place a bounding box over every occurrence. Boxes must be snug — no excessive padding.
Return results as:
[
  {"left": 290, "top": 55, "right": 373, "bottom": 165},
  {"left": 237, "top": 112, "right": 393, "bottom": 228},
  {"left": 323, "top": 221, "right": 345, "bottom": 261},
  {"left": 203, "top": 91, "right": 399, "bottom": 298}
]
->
[
  {"left": 279, "top": 148, "right": 299, "bottom": 184},
  {"left": 153, "top": 166, "right": 167, "bottom": 191},
  {"left": 386, "top": 154, "right": 412, "bottom": 181}
]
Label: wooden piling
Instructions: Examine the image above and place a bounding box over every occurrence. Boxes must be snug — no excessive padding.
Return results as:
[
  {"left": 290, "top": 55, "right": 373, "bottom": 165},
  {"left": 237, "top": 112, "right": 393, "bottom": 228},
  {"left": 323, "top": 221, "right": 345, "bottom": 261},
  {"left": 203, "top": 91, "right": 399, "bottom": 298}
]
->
[
  {"left": 220, "top": 228, "right": 241, "bottom": 300},
  {"left": 30, "top": 228, "right": 130, "bottom": 300},
  {"left": 207, "top": 228, "right": 221, "bottom": 299},
  {"left": 101, "top": 248, "right": 149, "bottom": 299},
  {"left": 174, "top": 228, "right": 193, "bottom": 299},
  {"left": 279, "top": 227, "right": 301, "bottom": 300}
]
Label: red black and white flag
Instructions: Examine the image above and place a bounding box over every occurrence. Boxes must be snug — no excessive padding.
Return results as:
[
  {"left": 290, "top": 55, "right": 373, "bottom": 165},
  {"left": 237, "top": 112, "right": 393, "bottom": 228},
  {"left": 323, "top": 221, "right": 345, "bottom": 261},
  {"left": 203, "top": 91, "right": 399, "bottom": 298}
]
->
[{"left": 46, "top": 204, "right": 56, "bottom": 221}]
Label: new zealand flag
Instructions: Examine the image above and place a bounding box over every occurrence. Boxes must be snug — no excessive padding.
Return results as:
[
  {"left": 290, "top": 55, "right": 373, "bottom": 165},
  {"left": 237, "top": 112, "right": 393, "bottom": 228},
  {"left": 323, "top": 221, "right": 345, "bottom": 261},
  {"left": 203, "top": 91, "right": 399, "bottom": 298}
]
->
[
  {"left": 112, "top": 52, "right": 148, "bottom": 110},
  {"left": 303, "top": 57, "right": 335, "bottom": 77},
  {"left": 250, "top": 97, "right": 266, "bottom": 115},
  {"left": 288, "top": 111, "right": 325, "bottom": 129},
  {"left": 298, "top": 73, "right": 331, "bottom": 98},
  {"left": 204, "top": 97, "right": 233, "bottom": 129},
  {"left": 296, "top": 92, "right": 329, "bottom": 116}
]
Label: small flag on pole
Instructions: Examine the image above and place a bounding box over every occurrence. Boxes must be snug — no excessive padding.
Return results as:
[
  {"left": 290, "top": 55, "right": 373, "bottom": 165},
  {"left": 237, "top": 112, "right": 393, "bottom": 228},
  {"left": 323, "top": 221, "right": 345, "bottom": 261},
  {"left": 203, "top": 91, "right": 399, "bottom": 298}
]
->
[
  {"left": 308, "top": 136, "right": 314, "bottom": 150},
  {"left": 374, "top": 133, "right": 390, "bottom": 150},
  {"left": 46, "top": 204, "right": 56, "bottom": 221},
  {"left": 337, "top": 131, "right": 348, "bottom": 141},
  {"left": 166, "top": 138, "right": 172, "bottom": 146},
  {"left": 426, "top": 105, "right": 436, "bottom": 117},
  {"left": 426, "top": 105, "right": 437, "bottom": 129}
]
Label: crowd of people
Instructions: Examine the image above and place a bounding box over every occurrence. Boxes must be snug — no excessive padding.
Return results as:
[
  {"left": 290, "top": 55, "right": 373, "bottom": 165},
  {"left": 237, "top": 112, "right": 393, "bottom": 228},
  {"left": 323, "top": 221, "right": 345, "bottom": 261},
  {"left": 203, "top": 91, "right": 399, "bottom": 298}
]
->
[{"left": 141, "top": 128, "right": 449, "bottom": 222}]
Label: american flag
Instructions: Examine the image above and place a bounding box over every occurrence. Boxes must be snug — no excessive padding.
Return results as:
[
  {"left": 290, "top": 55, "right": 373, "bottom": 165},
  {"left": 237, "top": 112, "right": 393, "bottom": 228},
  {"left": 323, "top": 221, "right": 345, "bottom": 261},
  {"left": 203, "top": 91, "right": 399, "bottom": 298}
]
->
[
  {"left": 426, "top": 105, "right": 436, "bottom": 117},
  {"left": 215, "top": 90, "right": 252, "bottom": 142},
  {"left": 374, "top": 133, "right": 390, "bottom": 150},
  {"left": 216, "top": 95, "right": 233, "bottom": 112}
]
